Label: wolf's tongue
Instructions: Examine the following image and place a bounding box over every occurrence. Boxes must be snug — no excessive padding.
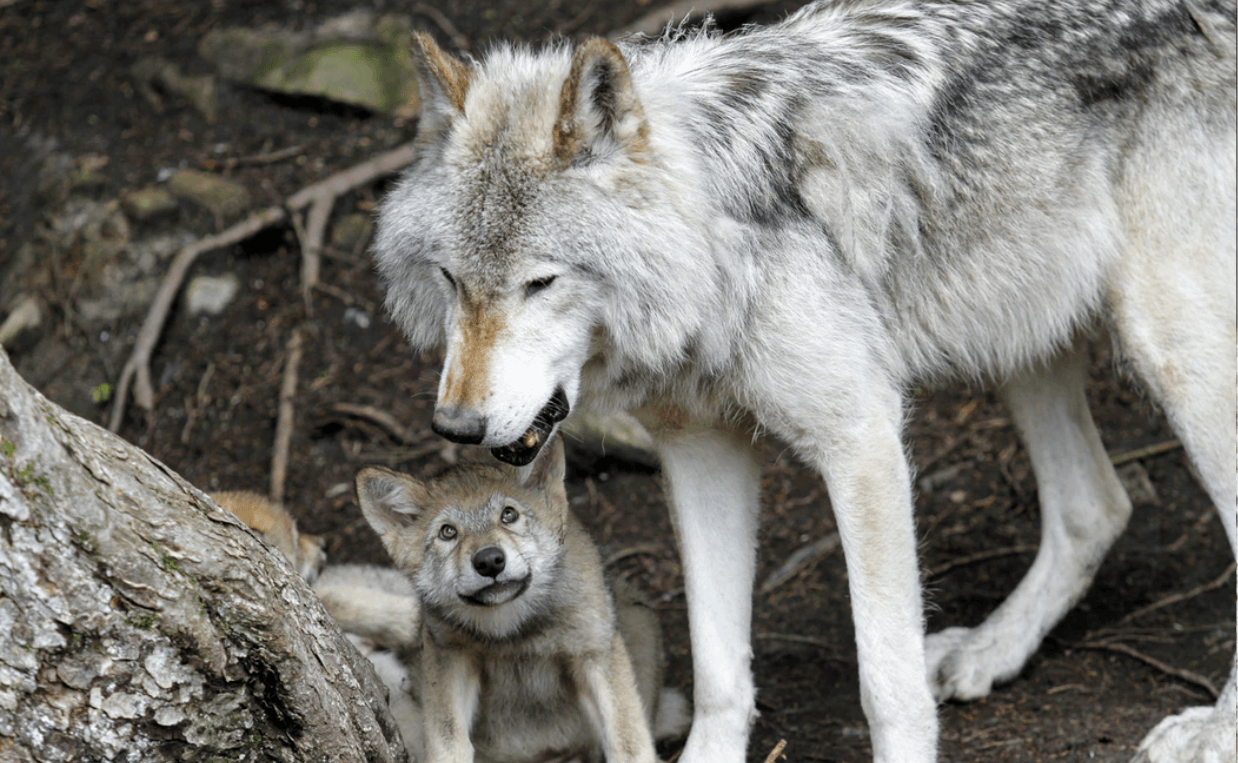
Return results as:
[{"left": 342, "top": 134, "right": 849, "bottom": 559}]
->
[{"left": 490, "top": 387, "right": 570, "bottom": 466}]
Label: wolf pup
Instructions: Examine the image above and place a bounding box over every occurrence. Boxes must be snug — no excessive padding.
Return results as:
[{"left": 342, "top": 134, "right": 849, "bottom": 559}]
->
[
  {"left": 213, "top": 490, "right": 327, "bottom": 582},
  {"left": 354, "top": 436, "right": 687, "bottom": 763},
  {"left": 373, "top": 2, "right": 1236, "bottom": 761}
]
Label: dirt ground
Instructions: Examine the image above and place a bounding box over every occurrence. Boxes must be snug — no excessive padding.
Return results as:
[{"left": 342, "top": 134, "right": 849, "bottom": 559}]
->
[{"left": 1, "top": 1, "right": 1233, "bottom": 761}]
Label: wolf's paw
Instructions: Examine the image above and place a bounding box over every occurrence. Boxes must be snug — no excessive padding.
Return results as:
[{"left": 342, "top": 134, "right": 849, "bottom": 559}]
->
[
  {"left": 924, "top": 626, "right": 1009, "bottom": 702},
  {"left": 1131, "top": 705, "right": 1236, "bottom": 763}
]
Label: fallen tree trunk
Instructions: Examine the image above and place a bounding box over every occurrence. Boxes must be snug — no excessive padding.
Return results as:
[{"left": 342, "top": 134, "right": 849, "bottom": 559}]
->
[{"left": 0, "top": 349, "right": 407, "bottom": 762}]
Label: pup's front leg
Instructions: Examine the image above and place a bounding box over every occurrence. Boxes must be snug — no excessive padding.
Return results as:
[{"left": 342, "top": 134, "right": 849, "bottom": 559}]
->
[
  {"left": 576, "top": 635, "right": 658, "bottom": 763},
  {"left": 421, "top": 638, "right": 480, "bottom": 763}
]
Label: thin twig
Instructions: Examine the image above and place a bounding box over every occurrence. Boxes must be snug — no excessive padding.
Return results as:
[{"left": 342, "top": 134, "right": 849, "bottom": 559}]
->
[
  {"left": 331, "top": 402, "right": 422, "bottom": 445},
  {"left": 1115, "top": 561, "right": 1236, "bottom": 627},
  {"left": 228, "top": 143, "right": 305, "bottom": 168},
  {"left": 1076, "top": 640, "right": 1219, "bottom": 700},
  {"left": 270, "top": 329, "right": 304, "bottom": 505},
  {"left": 1110, "top": 439, "right": 1182, "bottom": 466},
  {"left": 300, "top": 194, "right": 332, "bottom": 313},
  {"left": 759, "top": 532, "right": 841, "bottom": 595},
  {"left": 761, "top": 738, "right": 788, "bottom": 763},
  {"left": 926, "top": 544, "right": 1037, "bottom": 579},
  {"left": 604, "top": 544, "right": 662, "bottom": 568}
]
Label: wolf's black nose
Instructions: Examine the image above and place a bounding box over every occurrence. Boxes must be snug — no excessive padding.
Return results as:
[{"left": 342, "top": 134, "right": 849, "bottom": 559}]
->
[
  {"left": 432, "top": 406, "right": 486, "bottom": 444},
  {"left": 472, "top": 546, "right": 506, "bottom": 578}
]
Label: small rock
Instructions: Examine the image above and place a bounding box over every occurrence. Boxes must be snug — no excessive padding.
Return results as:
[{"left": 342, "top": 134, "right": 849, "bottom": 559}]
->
[
  {"left": 330, "top": 212, "right": 373, "bottom": 253},
  {"left": 166, "top": 169, "right": 250, "bottom": 220},
  {"left": 130, "top": 56, "right": 220, "bottom": 122},
  {"left": 1116, "top": 461, "right": 1159, "bottom": 505},
  {"left": 0, "top": 294, "right": 43, "bottom": 349},
  {"left": 342, "top": 306, "right": 371, "bottom": 329},
  {"left": 185, "top": 274, "right": 240, "bottom": 316},
  {"left": 121, "top": 186, "right": 178, "bottom": 223}
]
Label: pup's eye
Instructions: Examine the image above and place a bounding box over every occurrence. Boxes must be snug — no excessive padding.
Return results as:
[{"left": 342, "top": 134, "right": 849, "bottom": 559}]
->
[
  {"left": 524, "top": 276, "right": 556, "bottom": 297},
  {"left": 439, "top": 268, "right": 457, "bottom": 289},
  {"left": 500, "top": 506, "right": 519, "bottom": 524},
  {"left": 438, "top": 524, "right": 457, "bottom": 541}
]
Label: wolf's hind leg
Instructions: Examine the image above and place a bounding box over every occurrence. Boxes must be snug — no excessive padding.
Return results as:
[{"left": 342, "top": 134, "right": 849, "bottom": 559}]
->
[{"left": 926, "top": 342, "right": 1133, "bottom": 700}]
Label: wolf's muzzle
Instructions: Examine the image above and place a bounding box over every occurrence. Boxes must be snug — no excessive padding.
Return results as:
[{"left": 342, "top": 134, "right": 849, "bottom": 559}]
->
[{"left": 432, "top": 405, "right": 487, "bottom": 444}]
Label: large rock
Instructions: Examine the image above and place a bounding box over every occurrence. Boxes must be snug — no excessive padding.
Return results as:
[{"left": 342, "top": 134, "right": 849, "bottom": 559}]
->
[{"left": 199, "top": 11, "right": 420, "bottom": 115}]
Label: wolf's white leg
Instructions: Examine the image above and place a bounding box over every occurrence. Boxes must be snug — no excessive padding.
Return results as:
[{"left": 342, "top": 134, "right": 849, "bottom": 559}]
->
[
  {"left": 926, "top": 343, "right": 1133, "bottom": 700},
  {"left": 1110, "top": 329, "right": 1237, "bottom": 761},
  {"left": 1109, "top": 137, "right": 1236, "bottom": 760},
  {"left": 805, "top": 411, "right": 938, "bottom": 763},
  {"left": 653, "top": 426, "right": 763, "bottom": 763}
]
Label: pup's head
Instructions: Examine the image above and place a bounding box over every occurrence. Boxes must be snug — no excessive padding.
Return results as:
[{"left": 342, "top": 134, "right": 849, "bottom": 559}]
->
[
  {"left": 374, "top": 33, "right": 715, "bottom": 465},
  {"left": 355, "top": 436, "right": 569, "bottom": 640}
]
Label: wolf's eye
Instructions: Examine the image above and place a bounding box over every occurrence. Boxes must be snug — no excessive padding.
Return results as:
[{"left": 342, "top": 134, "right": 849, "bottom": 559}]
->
[
  {"left": 500, "top": 506, "right": 519, "bottom": 524},
  {"left": 439, "top": 268, "right": 457, "bottom": 290},
  {"left": 524, "top": 275, "right": 556, "bottom": 298},
  {"left": 438, "top": 524, "right": 457, "bottom": 541}
]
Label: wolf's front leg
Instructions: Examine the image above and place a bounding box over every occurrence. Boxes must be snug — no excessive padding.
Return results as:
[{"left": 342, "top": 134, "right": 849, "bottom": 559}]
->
[
  {"left": 576, "top": 634, "right": 658, "bottom": 763},
  {"left": 808, "top": 413, "right": 938, "bottom": 762},
  {"left": 421, "top": 639, "right": 480, "bottom": 763},
  {"left": 653, "top": 425, "right": 764, "bottom": 763}
]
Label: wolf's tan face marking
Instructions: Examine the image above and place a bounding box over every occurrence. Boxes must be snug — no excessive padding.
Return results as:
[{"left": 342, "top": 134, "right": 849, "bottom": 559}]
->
[{"left": 442, "top": 290, "right": 506, "bottom": 411}]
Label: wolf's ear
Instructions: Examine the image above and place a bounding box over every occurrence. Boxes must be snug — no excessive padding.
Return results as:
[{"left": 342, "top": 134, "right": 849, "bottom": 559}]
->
[
  {"left": 553, "top": 37, "right": 649, "bottom": 165},
  {"left": 410, "top": 31, "right": 471, "bottom": 138},
  {"left": 355, "top": 467, "right": 431, "bottom": 545}
]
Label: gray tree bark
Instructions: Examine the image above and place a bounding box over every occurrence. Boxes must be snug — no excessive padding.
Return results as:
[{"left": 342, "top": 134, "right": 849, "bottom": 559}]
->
[{"left": 0, "top": 349, "right": 408, "bottom": 763}]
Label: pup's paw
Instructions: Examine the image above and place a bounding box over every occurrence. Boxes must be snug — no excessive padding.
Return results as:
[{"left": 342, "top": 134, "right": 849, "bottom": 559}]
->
[
  {"left": 1132, "top": 704, "right": 1236, "bottom": 763},
  {"left": 924, "top": 626, "right": 1005, "bottom": 701}
]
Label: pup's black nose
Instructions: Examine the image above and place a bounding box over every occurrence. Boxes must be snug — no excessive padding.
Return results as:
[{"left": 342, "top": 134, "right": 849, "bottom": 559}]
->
[
  {"left": 472, "top": 546, "right": 506, "bottom": 578},
  {"left": 432, "top": 406, "right": 486, "bottom": 444}
]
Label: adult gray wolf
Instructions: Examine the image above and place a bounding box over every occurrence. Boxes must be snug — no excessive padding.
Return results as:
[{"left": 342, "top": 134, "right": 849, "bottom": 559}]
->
[
  {"left": 350, "top": 437, "right": 689, "bottom": 762},
  {"left": 372, "top": 1, "right": 1236, "bottom": 760}
]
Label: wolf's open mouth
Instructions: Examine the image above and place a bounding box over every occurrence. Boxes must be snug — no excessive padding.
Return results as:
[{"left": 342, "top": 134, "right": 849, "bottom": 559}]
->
[
  {"left": 490, "top": 387, "right": 570, "bottom": 466},
  {"left": 461, "top": 576, "right": 530, "bottom": 607}
]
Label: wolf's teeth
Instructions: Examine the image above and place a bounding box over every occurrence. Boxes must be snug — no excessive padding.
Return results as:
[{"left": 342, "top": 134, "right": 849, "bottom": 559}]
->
[{"left": 522, "top": 430, "right": 540, "bottom": 449}]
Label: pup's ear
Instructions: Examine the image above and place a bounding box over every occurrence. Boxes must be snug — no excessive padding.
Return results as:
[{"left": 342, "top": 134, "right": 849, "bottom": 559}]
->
[
  {"left": 553, "top": 37, "right": 649, "bottom": 165},
  {"left": 410, "top": 31, "right": 471, "bottom": 139},
  {"left": 355, "top": 467, "right": 431, "bottom": 549},
  {"left": 519, "top": 436, "right": 568, "bottom": 533}
]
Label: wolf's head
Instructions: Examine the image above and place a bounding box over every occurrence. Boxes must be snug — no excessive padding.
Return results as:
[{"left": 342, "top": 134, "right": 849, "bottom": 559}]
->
[
  {"left": 374, "top": 33, "right": 719, "bottom": 465},
  {"left": 355, "top": 436, "right": 571, "bottom": 640}
]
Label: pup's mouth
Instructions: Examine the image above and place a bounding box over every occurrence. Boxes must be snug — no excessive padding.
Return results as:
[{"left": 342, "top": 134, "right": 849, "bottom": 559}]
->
[
  {"left": 490, "top": 387, "right": 570, "bottom": 466},
  {"left": 460, "top": 576, "right": 530, "bottom": 607}
]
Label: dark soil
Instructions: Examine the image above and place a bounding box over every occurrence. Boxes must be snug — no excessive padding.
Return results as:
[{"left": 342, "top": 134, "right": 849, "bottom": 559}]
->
[{"left": 1, "top": 2, "right": 1232, "bottom": 762}]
